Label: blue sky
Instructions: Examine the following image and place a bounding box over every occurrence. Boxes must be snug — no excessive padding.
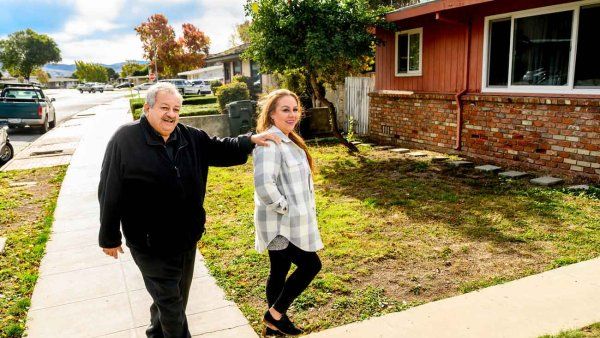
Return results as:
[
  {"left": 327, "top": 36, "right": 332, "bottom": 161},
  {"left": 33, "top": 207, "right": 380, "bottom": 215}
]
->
[{"left": 0, "top": 0, "right": 247, "bottom": 64}]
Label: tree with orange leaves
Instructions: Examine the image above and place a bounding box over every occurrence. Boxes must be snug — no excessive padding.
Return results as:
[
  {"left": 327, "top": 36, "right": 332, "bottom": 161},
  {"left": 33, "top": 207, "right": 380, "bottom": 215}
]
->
[{"left": 135, "top": 14, "right": 210, "bottom": 78}]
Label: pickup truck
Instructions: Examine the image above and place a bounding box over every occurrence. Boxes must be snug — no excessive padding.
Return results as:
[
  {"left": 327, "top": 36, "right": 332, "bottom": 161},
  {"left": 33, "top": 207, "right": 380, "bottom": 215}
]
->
[{"left": 0, "top": 84, "right": 57, "bottom": 133}]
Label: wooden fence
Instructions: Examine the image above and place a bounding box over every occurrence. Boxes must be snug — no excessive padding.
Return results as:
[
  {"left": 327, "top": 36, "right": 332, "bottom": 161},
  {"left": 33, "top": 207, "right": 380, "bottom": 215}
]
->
[{"left": 344, "top": 77, "right": 374, "bottom": 136}]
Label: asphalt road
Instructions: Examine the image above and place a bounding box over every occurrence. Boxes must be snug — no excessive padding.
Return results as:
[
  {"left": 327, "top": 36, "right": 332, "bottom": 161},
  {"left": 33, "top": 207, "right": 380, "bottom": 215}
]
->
[{"left": 8, "top": 88, "right": 135, "bottom": 154}]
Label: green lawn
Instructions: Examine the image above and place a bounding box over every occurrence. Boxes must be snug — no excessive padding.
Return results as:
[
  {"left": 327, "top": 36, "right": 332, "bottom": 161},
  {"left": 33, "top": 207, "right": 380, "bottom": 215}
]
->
[
  {"left": 199, "top": 143, "right": 600, "bottom": 334},
  {"left": 0, "top": 166, "right": 67, "bottom": 337},
  {"left": 540, "top": 323, "right": 600, "bottom": 337}
]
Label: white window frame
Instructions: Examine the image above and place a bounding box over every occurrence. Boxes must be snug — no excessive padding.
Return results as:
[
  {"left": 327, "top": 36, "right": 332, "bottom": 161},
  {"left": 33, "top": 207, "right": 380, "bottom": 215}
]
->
[
  {"left": 482, "top": 0, "right": 600, "bottom": 95},
  {"left": 395, "top": 28, "right": 423, "bottom": 77}
]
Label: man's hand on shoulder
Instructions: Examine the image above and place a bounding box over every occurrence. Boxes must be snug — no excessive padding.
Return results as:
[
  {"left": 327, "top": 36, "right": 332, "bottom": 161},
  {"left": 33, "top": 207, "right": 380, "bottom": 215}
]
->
[
  {"left": 102, "top": 245, "right": 124, "bottom": 259},
  {"left": 251, "top": 132, "right": 282, "bottom": 147}
]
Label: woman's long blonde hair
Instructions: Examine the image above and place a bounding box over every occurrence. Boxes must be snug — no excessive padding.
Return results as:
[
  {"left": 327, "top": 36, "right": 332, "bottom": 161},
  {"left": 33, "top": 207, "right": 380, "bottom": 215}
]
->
[{"left": 256, "top": 89, "right": 315, "bottom": 172}]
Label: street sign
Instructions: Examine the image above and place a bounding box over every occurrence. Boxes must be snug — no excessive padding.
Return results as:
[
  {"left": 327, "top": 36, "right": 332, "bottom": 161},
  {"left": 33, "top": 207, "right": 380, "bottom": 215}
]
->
[{"left": 149, "top": 73, "right": 156, "bottom": 81}]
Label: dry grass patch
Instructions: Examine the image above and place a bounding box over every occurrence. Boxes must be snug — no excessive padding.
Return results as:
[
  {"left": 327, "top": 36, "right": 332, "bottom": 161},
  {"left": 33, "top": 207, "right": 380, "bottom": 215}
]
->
[
  {"left": 0, "top": 166, "right": 67, "bottom": 337},
  {"left": 540, "top": 323, "right": 600, "bottom": 337},
  {"left": 199, "top": 143, "right": 600, "bottom": 334}
]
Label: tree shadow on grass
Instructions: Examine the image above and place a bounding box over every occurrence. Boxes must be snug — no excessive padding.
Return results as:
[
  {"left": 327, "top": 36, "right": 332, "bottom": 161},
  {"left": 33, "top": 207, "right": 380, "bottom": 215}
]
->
[{"left": 318, "top": 150, "right": 570, "bottom": 247}]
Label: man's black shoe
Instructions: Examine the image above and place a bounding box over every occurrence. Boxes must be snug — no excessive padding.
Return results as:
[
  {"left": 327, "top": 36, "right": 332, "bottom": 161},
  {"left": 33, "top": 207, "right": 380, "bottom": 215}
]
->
[{"left": 263, "top": 310, "right": 303, "bottom": 336}]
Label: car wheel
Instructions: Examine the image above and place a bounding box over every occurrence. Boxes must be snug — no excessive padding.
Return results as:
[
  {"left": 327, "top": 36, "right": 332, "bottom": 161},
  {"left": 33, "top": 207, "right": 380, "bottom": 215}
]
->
[
  {"left": 99, "top": 90, "right": 104, "bottom": 93},
  {"left": 0, "top": 143, "right": 13, "bottom": 165},
  {"left": 49, "top": 117, "right": 56, "bottom": 129},
  {"left": 79, "top": 89, "right": 83, "bottom": 93},
  {"left": 39, "top": 117, "right": 50, "bottom": 134}
]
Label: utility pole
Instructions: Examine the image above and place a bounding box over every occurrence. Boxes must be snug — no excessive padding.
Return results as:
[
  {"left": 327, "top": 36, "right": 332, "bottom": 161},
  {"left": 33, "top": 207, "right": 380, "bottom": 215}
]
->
[{"left": 153, "top": 45, "right": 159, "bottom": 82}]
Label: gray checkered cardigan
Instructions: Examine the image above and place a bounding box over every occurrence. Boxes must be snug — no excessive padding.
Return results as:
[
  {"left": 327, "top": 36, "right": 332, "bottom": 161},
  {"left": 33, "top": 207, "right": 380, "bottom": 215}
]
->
[{"left": 253, "top": 126, "right": 323, "bottom": 253}]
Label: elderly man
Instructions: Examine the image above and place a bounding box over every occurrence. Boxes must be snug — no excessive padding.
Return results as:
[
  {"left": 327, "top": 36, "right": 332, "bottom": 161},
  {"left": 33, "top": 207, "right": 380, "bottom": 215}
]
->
[{"left": 98, "top": 82, "right": 279, "bottom": 338}]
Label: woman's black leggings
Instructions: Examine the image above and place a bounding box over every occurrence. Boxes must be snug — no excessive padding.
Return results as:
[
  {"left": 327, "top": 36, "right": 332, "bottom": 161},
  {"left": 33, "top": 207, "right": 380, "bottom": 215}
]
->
[{"left": 266, "top": 242, "right": 322, "bottom": 314}]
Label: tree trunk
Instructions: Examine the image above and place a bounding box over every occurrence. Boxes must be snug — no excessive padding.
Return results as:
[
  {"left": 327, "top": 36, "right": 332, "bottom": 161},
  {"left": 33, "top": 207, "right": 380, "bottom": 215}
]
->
[{"left": 308, "top": 73, "right": 359, "bottom": 153}]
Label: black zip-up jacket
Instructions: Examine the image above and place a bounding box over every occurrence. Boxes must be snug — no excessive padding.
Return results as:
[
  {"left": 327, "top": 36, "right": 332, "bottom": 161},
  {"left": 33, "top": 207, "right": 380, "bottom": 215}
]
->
[{"left": 98, "top": 115, "right": 254, "bottom": 256}]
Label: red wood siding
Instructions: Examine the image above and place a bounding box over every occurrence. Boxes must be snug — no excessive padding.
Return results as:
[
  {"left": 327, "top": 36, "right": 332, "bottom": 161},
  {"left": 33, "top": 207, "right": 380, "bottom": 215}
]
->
[{"left": 376, "top": 0, "right": 582, "bottom": 93}]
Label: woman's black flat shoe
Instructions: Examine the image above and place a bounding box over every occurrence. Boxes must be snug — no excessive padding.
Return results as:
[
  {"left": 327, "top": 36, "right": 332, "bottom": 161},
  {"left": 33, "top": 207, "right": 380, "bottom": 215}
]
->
[
  {"left": 263, "top": 311, "right": 303, "bottom": 336},
  {"left": 262, "top": 326, "right": 284, "bottom": 337}
]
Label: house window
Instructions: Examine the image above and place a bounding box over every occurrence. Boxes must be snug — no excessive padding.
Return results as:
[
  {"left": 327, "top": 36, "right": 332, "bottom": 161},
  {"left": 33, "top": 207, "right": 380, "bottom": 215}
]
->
[
  {"left": 233, "top": 60, "right": 242, "bottom": 75},
  {"left": 511, "top": 11, "right": 572, "bottom": 86},
  {"left": 483, "top": 0, "right": 600, "bottom": 94},
  {"left": 574, "top": 4, "right": 600, "bottom": 87},
  {"left": 224, "top": 63, "right": 231, "bottom": 83},
  {"left": 250, "top": 61, "right": 260, "bottom": 80},
  {"left": 395, "top": 28, "right": 422, "bottom": 76},
  {"left": 487, "top": 19, "right": 511, "bottom": 86}
]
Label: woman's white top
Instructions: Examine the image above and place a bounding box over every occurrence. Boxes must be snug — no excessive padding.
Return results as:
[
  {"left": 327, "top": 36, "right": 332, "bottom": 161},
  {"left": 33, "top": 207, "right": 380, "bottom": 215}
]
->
[{"left": 253, "top": 126, "right": 323, "bottom": 253}]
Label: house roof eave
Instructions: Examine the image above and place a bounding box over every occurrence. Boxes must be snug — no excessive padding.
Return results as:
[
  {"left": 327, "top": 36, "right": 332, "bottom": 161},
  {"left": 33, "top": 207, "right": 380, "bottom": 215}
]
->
[{"left": 386, "top": 0, "right": 494, "bottom": 22}]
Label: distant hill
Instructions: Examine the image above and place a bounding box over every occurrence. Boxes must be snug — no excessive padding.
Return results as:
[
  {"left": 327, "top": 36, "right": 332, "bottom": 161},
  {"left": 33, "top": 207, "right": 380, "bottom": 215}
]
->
[{"left": 42, "top": 61, "right": 148, "bottom": 78}]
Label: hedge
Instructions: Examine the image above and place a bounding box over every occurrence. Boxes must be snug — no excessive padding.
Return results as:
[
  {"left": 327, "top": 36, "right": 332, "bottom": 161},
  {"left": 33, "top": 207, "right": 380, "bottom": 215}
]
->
[{"left": 215, "top": 82, "right": 250, "bottom": 111}]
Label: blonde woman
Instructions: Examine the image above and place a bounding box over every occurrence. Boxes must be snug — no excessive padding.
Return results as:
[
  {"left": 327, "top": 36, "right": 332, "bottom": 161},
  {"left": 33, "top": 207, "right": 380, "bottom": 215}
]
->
[{"left": 253, "top": 89, "right": 323, "bottom": 336}]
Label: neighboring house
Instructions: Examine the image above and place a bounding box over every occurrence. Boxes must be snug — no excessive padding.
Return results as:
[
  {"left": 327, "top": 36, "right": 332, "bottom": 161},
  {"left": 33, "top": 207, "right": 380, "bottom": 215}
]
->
[
  {"left": 177, "top": 65, "right": 224, "bottom": 82},
  {"left": 205, "top": 44, "right": 266, "bottom": 89},
  {"left": 371, "top": 0, "right": 600, "bottom": 180},
  {"left": 125, "top": 75, "right": 150, "bottom": 86},
  {"left": 47, "top": 77, "right": 79, "bottom": 89}
]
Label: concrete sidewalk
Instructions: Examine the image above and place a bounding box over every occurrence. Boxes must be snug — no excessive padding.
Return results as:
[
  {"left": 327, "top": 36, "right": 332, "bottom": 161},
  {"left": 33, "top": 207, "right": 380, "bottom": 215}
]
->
[
  {"left": 25, "top": 98, "right": 257, "bottom": 338},
  {"left": 306, "top": 257, "right": 600, "bottom": 338}
]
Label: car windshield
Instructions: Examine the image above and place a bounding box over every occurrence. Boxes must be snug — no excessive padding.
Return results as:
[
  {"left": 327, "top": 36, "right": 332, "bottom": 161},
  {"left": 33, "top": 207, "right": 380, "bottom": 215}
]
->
[{"left": 3, "top": 89, "right": 42, "bottom": 99}]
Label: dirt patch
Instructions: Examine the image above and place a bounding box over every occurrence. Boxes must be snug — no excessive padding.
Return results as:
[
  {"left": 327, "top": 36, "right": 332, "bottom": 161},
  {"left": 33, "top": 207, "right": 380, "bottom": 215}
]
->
[{"left": 0, "top": 168, "right": 63, "bottom": 235}]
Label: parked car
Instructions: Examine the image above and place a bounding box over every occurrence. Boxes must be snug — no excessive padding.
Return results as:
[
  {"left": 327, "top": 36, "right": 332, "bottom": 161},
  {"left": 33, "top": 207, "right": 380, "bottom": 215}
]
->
[
  {"left": 134, "top": 82, "right": 154, "bottom": 91},
  {"left": 190, "top": 79, "right": 212, "bottom": 95},
  {"left": 77, "top": 82, "right": 105, "bottom": 93},
  {"left": 159, "top": 79, "right": 194, "bottom": 95},
  {"left": 0, "top": 123, "right": 13, "bottom": 166},
  {"left": 115, "top": 82, "right": 134, "bottom": 88},
  {"left": 104, "top": 84, "right": 114, "bottom": 91},
  {"left": 0, "top": 84, "right": 57, "bottom": 133}
]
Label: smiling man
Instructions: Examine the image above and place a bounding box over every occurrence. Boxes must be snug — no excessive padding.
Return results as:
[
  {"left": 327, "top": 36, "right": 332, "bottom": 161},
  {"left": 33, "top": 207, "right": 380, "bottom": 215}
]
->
[{"left": 98, "top": 82, "right": 279, "bottom": 338}]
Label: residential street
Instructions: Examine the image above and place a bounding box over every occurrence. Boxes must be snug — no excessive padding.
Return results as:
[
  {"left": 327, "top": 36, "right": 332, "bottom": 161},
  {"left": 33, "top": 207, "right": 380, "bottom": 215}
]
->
[{"left": 7, "top": 88, "right": 134, "bottom": 155}]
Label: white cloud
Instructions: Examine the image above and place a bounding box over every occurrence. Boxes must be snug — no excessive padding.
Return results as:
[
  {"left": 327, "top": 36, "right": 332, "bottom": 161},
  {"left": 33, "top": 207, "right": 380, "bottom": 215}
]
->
[
  {"left": 57, "top": 33, "right": 144, "bottom": 64},
  {"left": 57, "top": 0, "right": 126, "bottom": 41},
  {"left": 187, "top": 0, "right": 247, "bottom": 54},
  {"left": 45, "top": 0, "right": 247, "bottom": 64}
]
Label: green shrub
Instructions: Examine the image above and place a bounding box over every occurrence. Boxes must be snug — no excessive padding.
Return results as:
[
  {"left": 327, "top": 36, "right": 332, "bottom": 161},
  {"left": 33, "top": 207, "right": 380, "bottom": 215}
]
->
[
  {"left": 233, "top": 75, "right": 260, "bottom": 99},
  {"left": 129, "top": 98, "right": 144, "bottom": 114},
  {"left": 215, "top": 82, "right": 250, "bottom": 111},
  {"left": 210, "top": 80, "right": 223, "bottom": 93},
  {"left": 183, "top": 96, "right": 217, "bottom": 105}
]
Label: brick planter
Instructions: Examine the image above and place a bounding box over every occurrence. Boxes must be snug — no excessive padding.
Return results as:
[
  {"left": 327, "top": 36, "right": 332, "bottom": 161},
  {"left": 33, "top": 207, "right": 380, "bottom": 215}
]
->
[{"left": 369, "top": 91, "right": 600, "bottom": 181}]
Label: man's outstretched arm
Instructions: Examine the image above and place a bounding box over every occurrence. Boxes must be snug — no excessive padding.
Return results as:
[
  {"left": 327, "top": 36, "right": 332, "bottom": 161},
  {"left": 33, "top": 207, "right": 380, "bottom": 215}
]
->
[{"left": 205, "top": 131, "right": 281, "bottom": 167}]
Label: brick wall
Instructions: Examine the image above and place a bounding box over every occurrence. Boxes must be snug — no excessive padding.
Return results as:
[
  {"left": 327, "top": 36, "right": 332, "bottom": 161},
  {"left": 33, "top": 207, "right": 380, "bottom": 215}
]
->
[{"left": 369, "top": 92, "right": 600, "bottom": 181}]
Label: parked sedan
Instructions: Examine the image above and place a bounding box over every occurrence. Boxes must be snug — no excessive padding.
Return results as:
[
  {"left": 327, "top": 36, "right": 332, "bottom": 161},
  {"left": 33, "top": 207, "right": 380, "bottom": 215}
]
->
[
  {"left": 159, "top": 79, "right": 194, "bottom": 95},
  {"left": 190, "top": 80, "right": 212, "bottom": 95},
  {"left": 134, "top": 82, "right": 154, "bottom": 91},
  {"left": 115, "top": 82, "right": 134, "bottom": 88},
  {"left": 0, "top": 123, "right": 14, "bottom": 166},
  {"left": 77, "top": 83, "right": 104, "bottom": 93},
  {"left": 104, "top": 84, "right": 114, "bottom": 91}
]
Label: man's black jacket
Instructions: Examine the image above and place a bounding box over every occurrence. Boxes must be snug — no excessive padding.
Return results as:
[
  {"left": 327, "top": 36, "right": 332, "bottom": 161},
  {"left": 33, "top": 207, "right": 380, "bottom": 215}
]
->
[{"left": 98, "top": 115, "right": 254, "bottom": 256}]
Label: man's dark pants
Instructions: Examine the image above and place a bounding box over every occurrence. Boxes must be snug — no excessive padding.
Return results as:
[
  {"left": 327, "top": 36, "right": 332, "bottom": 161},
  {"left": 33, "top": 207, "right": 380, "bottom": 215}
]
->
[{"left": 130, "top": 247, "right": 196, "bottom": 338}]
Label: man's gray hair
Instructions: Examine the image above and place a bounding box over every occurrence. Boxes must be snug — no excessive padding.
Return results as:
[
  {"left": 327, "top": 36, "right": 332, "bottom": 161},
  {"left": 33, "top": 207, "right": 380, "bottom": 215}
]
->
[{"left": 146, "top": 82, "right": 183, "bottom": 108}]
